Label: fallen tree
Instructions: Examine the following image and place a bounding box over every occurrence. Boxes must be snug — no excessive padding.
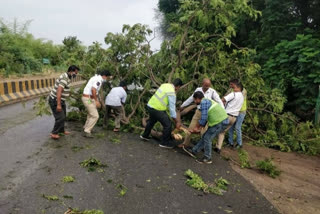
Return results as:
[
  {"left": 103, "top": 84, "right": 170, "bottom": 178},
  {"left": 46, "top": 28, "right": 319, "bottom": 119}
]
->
[{"left": 36, "top": 0, "right": 320, "bottom": 155}]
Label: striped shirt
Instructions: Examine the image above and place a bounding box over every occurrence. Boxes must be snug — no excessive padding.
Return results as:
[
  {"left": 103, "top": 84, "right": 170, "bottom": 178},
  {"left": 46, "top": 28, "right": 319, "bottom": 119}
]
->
[{"left": 49, "top": 73, "right": 71, "bottom": 101}]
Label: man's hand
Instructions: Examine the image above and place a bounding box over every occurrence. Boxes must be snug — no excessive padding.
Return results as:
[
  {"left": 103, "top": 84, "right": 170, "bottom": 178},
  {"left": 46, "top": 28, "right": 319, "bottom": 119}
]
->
[
  {"left": 175, "top": 121, "right": 181, "bottom": 129},
  {"left": 173, "top": 118, "right": 181, "bottom": 129},
  {"left": 189, "top": 126, "right": 201, "bottom": 134},
  {"left": 96, "top": 101, "right": 101, "bottom": 109},
  {"left": 56, "top": 104, "right": 62, "bottom": 112}
]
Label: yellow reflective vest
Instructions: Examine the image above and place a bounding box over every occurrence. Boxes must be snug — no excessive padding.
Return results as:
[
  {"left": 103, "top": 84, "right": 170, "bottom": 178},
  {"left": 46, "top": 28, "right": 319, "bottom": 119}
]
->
[{"left": 148, "top": 83, "right": 176, "bottom": 111}]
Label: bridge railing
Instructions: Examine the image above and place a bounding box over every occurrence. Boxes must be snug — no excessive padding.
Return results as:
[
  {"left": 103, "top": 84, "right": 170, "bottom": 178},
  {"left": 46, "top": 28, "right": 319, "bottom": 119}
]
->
[{"left": 0, "top": 75, "right": 85, "bottom": 106}]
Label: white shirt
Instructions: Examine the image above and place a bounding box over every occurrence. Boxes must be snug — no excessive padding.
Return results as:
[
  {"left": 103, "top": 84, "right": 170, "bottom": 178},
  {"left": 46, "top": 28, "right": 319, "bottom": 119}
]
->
[
  {"left": 83, "top": 75, "right": 103, "bottom": 95},
  {"left": 181, "top": 87, "right": 224, "bottom": 108},
  {"left": 105, "top": 87, "right": 127, "bottom": 107},
  {"left": 224, "top": 92, "right": 244, "bottom": 116}
]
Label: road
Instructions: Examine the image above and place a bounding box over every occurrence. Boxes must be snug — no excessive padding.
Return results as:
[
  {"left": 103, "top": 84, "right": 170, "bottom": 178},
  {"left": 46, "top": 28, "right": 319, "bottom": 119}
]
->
[{"left": 0, "top": 100, "right": 278, "bottom": 214}]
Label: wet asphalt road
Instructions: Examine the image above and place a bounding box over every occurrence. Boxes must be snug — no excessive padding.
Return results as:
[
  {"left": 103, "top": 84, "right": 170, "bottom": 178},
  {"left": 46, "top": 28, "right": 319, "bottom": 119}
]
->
[{"left": 0, "top": 101, "right": 278, "bottom": 214}]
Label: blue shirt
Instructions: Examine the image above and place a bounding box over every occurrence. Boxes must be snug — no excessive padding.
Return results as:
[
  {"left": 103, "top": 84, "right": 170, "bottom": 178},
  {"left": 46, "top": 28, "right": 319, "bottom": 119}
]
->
[
  {"left": 199, "top": 99, "right": 212, "bottom": 126},
  {"left": 168, "top": 95, "right": 177, "bottom": 118}
]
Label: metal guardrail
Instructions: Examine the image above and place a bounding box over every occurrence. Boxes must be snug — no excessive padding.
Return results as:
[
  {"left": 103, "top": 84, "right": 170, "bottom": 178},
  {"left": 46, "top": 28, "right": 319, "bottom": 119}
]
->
[{"left": 0, "top": 75, "right": 85, "bottom": 106}]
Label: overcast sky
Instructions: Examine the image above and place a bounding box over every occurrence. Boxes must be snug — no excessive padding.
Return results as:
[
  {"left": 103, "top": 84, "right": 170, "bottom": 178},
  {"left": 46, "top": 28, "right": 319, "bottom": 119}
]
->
[{"left": 0, "top": 0, "right": 162, "bottom": 50}]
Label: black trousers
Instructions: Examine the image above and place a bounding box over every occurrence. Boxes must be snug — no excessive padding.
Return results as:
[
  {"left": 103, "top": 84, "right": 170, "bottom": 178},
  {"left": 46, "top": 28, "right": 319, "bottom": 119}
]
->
[
  {"left": 49, "top": 97, "right": 66, "bottom": 134},
  {"left": 142, "top": 106, "right": 173, "bottom": 145}
]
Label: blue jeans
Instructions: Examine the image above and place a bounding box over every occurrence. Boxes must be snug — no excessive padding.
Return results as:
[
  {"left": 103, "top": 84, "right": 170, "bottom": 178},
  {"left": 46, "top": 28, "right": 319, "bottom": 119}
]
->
[
  {"left": 228, "top": 112, "right": 246, "bottom": 146},
  {"left": 192, "top": 118, "right": 229, "bottom": 159}
]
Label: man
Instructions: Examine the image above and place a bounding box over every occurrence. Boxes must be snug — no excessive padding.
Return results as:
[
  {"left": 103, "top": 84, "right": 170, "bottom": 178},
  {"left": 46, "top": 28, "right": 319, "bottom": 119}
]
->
[
  {"left": 48, "top": 65, "right": 80, "bottom": 139},
  {"left": 215, "top": 79, "right": 244, "bottom": 153},
  {"left": 228, "top": 80, "right": 247, "bottom": 149},
  {"left": 179, "top": 78, "right": 223, "bottom": 148},
  {"left": 183, "top": 91, "right": 229, "bottom": 164},
  {"left": 82, "top": 70, "right": 112, "bottom": 137},
  {"left": 104, "top": 81, "right": 127, "bottom": 132},
  {"left": 140, "top": 78, "right": 183, "bottom": 148}
]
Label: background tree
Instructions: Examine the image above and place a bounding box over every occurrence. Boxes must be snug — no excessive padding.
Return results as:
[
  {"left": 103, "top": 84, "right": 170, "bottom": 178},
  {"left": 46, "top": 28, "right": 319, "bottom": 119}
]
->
[{"left": 157, "top": 0, "right": 320, "bottom": 120}]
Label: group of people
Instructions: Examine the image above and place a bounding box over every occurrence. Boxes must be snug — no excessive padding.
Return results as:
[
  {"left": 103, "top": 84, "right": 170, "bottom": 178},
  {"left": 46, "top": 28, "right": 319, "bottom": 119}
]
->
[
  {"left": 49, "top": 66, "right": 127, "bottom": 139},
  {"left": 140, "top": 78, "right": 246, "bottom": 164},
  {"left": 49, "top": 66, "right": 247, "bottom": 164}
]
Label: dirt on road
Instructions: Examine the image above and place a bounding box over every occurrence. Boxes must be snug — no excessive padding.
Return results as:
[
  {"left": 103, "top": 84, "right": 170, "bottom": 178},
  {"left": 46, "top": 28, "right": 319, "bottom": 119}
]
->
[{"left": 222, "top": 145, "right": 320, "bottom": 214}]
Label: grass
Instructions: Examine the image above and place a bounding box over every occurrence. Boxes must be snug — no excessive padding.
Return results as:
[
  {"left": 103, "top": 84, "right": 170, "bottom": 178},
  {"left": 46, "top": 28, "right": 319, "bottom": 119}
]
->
[
  {"left": 238, "top": 149, "right": 251, "bottom": 169},
  {"left": 62, "top": 176, "right": 75, "bottom": 183},
  {"left": 80, "top": 157, "right": 107, "bottom": 172},
  {"left": 42, "top": 194, "right": 59, "bottom": 201},
  {"left": 109, "top": 137, "right": 121, "bottom": 144},
  {"left": 184, "top": 169, "right": 229, "bottom": 196},
  {"left": 256, "top": 158, "right": 281, "bottom": 178}
]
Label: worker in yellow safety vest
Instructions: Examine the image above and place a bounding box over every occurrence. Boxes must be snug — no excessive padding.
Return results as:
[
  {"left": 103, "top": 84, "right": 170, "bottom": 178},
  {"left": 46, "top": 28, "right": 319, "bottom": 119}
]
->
[{"left": 140, "top": 78, "right": 183, "bottom": 148}]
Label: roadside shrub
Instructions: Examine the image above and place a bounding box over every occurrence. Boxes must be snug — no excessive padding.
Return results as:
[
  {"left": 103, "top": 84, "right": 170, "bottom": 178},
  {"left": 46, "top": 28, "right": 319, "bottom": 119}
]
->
[{"left": 256, "top": 158, "right": 281, "bottom": 178}]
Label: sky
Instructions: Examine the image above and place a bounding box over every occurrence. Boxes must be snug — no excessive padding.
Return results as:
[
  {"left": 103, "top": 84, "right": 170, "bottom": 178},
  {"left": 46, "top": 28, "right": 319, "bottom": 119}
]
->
[{"left": 0, "top": 0, "right": 163, "bottom": 50}]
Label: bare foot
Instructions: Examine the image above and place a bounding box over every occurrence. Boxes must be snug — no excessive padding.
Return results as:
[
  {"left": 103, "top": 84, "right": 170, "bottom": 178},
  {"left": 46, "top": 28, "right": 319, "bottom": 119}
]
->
[
  {"left": 113, "top": 128, "right": 120, "bottom": 132},
  {"left": 50, "top": 134, "right": 60, "bottom": 139},
  {"left": 64, "top": 131, "right": 71, "bottom": 135}
]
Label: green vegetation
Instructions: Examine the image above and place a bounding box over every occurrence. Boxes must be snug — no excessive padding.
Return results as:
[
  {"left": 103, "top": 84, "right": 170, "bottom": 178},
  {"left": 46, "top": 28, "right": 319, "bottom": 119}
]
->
[
  {"left": 238, "top": 149, "right": 251, "bottom": 169},
  {"left": 67, "top": 208, "right": 104, "bottom": 214},
  {"left": 215, "top": 178, "right": 229, "bottom": 191},
  {"left": 256, "top": 158, "right": 281, "bottom": 178},
  {"left": 71, "top": 146, "right": 84, "bottom": 152},
  {"left": 63, "top": 195, "right": 73, "bottom": 199},
  {"left": 34, "top": 96, "right": 52, "bottom": 116},
  {"left": 109, "top": 136, "right": 121, "bottom": 144},
  {"left": 0, "top": 19, "right": 60, "bottom": 76},
  {"left": 62, "top": 176, "right": 75, "bottom": 183},
  {"left": 42, "top": 194, "right": 59, "bottom": 201},
  {"left": 94, "top": 132, "right": 105, "bottom": 139},
  {"left": 155, "top": 0, "right": 320, "bottom": 155},
  {"left": 184, "top": 169, "right": 229, "bottom": 196},
  {"left": 28, "top": 0, "right": 320, "bottom": 155},
  {"left": 80, "top": 157, "right": 107, "bottom": 172},
  {"left": 116, "top": 184, "right": 128, "bottom": 196}
]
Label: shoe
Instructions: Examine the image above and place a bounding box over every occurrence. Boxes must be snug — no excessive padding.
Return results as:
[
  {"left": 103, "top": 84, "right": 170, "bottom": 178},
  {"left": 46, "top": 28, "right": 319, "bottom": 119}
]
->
[
  {"left": 83, "top": 132, "right": 94, "bottom": 138},
  {"left": 196, "top": 157, "right": 212, "bottom": 164},
  {"left": 183, "top": 146, "right": 197, "bottom": 158},
  {"left": 236, "top": 145, "right": 243, "bottom": 149},
  {"left": 226, "top": 143, "right": 234, "bottom": 149},
  {"left": 159, "top": 144, "right": 174, "bottom": 149},
  {"left": 213, "top": 148, "right": 221, "bottom": 154},
  {"left": 140, "top": 135, "right": 150, "bottom": 141}
]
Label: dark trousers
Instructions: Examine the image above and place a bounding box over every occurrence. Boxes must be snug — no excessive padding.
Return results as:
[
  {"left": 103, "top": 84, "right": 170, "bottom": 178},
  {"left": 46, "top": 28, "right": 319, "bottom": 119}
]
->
[
  {"left": 104, "top": 105, "right": 123, "bottom": 129},
  {"left": 142, "top": 106, "right": 172, "bottom": 145},
  {"left": 49, "top": 97, "right": 66, "bottom": 134}
]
